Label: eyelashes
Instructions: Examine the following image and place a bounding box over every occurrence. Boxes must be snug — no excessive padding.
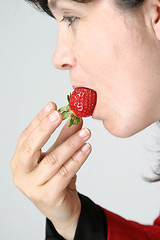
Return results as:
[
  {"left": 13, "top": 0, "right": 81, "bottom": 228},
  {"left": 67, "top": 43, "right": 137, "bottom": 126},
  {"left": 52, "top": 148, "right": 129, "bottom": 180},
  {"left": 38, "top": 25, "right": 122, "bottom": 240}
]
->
[{"left": 60, "top": 16, "right": 79, "bottom": 27}]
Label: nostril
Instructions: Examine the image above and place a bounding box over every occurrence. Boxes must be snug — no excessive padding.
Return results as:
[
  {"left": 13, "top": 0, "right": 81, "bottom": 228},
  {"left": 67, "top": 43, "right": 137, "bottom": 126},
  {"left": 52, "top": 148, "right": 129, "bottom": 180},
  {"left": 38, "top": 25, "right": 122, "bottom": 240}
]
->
[
  {"left": 62, "top": 64, "right": 68, "bottom": 68},
  {"left": 61, "top": 64, "right": 71, "bottom": 70}
]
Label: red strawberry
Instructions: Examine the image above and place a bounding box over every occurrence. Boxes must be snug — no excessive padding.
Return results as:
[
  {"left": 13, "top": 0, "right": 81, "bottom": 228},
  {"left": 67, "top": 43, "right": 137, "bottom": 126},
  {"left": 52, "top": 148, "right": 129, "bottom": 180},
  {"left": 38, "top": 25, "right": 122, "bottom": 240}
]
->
[{"left": 58, "top": 87, "right": 97, "bottom": 127}]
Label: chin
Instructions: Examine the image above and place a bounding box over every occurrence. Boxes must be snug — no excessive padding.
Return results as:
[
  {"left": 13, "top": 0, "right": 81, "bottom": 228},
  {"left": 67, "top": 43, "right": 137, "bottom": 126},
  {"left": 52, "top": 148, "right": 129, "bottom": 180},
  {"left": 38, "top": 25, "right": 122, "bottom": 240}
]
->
[{"left": 102, "top": 119, "right": 148, "bottom": 138}]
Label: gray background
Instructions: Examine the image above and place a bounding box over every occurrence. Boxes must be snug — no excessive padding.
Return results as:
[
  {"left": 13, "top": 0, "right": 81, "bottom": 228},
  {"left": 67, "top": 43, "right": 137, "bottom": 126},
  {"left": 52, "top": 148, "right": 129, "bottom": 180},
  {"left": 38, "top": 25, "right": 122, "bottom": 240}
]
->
[{"left": 1, "top": 0, "right": 160, "bottom": 239}]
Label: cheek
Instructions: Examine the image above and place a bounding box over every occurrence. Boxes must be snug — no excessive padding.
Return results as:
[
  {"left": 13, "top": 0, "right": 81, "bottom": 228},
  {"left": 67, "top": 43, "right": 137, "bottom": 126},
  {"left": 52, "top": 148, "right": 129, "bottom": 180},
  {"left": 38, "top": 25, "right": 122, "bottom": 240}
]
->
[
  {"left": 74, "top": 23, "right": 110, "bottom": 87},
  {"left": 74, "top": 18, "right": 159, "bottom": 137},
  {"left": 100, "top": 68, "right": 158, "bottom": 138}
]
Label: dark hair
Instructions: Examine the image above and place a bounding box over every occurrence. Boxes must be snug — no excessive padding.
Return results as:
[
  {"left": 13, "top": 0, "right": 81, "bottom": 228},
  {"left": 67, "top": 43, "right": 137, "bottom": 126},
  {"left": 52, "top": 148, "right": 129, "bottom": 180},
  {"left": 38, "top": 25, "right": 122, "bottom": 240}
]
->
[{"left": 25, "top": 0, "right": 145, "bottom": 19}]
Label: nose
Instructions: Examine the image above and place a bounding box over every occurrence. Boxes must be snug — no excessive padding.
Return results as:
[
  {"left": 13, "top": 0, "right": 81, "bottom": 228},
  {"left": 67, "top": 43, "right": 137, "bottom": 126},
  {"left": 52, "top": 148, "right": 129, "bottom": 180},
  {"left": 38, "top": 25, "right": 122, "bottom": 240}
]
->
[{"left": 52, "top": 33, "right": 76, "bottom": 70}]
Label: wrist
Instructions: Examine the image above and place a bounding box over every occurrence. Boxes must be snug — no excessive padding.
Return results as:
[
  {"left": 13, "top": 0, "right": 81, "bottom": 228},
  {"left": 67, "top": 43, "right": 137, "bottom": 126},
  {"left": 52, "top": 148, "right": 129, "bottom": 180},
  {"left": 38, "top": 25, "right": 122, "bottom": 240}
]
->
[{"left": 51, "top": 198, "right": 81, "bottom": 240}]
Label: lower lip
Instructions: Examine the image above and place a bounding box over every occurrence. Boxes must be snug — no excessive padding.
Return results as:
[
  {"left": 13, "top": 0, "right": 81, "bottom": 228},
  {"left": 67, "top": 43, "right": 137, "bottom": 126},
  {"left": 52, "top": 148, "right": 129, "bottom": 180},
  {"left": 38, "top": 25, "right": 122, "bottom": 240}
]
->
[
  {"left": 92, "top": 104, "right": 97, "bottom": 119},
  {"left": 92, "top": 113, "right": 96, "bottom": 119},
  {"left": 92, "top": 92, "right": 98, "bottom": 119},
  {"left": 92, "top": 100, "right": 103, "bottom": 120}
]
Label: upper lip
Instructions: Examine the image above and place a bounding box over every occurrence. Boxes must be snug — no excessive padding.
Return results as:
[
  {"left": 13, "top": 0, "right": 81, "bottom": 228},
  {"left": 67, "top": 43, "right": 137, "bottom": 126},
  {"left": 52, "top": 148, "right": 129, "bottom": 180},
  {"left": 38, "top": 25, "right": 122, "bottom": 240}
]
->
[
  {"left": 72, "top": 83, "right": 90, "bottom": 89},
  {"left": 72, "top": 84, "right": 82, "bottom": 89}
]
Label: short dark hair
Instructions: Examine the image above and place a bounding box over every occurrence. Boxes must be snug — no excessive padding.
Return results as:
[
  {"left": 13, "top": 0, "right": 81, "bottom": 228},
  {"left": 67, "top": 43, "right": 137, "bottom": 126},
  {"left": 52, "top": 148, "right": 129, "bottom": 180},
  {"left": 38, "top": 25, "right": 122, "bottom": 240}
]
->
[{"left": 25, "top": 0, "right": 145, "bottom": 19}]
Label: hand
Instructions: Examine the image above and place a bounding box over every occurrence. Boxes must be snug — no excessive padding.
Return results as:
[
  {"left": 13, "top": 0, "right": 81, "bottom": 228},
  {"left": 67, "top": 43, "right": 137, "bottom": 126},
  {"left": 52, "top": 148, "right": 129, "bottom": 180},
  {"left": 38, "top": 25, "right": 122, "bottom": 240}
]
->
[{"left": 10, "top": 102, "right": 92, "bottom": 240}]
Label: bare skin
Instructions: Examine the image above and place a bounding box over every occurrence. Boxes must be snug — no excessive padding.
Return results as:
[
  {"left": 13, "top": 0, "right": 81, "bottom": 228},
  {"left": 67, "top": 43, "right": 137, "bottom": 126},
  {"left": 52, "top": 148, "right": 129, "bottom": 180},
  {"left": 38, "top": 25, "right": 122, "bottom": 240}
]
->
[
  {"left": 11, "top": 0, "right": 160, "bottom": 239},
  {"left": 11, "top": 102, "right": 92, "bottom": 239},
  {"left": 51, "top": 0, "right": 160, "bottom": 137}
]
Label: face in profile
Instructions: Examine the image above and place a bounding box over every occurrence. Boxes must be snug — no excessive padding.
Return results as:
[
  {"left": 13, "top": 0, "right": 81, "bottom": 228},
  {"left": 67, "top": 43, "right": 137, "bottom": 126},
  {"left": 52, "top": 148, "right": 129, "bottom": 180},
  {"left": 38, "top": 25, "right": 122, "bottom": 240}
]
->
[{"left": 49, "top": 0, "right": 160, "bottom": 138}]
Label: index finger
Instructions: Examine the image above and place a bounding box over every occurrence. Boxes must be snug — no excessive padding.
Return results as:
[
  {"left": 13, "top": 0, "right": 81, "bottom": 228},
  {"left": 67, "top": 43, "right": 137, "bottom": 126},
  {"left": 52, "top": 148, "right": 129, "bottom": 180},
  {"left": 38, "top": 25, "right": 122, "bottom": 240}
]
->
[{"left": 18, "top": 102, "right": 57, "bottom": 146}]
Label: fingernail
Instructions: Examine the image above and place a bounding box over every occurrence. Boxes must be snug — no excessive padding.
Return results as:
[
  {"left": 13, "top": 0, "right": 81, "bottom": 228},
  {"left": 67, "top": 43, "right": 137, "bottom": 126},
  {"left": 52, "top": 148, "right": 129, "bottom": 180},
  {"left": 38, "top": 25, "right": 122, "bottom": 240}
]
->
[
  {"left": 49, "top": 111, "right": 59, "bottom": 122},
  {"left": 44, "top": 102, "right": 53, "bottom": 113},
  {"left": 79, "top": 128, "right": 90, "bottom": 138},
  {"left": 81, "top": 143, "right": 91, "bottom": 152}
]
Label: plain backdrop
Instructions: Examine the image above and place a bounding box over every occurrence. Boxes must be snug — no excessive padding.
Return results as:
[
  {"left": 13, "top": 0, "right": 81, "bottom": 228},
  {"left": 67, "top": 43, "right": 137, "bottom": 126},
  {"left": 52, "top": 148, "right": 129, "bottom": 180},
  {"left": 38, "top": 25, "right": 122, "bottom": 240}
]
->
[{"left": 1, "top": 0, "right": 160, "bottom": 239}]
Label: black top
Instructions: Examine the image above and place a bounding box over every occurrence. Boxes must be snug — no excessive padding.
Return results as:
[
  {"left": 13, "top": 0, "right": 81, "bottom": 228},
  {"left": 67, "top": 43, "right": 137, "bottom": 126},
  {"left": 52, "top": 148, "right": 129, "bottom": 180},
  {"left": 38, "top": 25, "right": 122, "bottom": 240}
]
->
[{"left": 45, "top": 193, "right": 107, "bottom": 240}]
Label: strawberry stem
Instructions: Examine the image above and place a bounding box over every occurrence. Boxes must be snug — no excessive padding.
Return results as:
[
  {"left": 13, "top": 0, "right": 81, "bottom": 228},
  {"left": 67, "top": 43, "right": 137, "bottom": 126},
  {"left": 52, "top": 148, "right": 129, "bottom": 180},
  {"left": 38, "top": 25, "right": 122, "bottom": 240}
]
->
[
  {"left": 58, "top": 93, "right": 81, "bottom": 127},
  {"left": 58, "top": 106, "right": 69, "bottom": 112}
]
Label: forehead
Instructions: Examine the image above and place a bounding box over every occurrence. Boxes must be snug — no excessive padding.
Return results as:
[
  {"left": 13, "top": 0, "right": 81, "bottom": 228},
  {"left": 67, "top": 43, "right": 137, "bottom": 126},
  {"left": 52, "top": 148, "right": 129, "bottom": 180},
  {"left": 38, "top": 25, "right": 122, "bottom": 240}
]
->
[
  {"left": 48, "top": 0, "right": 65, "bottom": 9},
  {"left": 48, "top": 0, "right": 92, "bottom": 9},
  {"left": 48, "top": 0, "right": 78, "bottom": 9}
]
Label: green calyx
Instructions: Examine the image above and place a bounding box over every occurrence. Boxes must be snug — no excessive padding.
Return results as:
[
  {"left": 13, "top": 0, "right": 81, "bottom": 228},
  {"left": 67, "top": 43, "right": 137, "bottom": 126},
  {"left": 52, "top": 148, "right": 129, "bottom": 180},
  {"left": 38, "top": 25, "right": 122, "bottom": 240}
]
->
[{"left": 58, "top": 93, "right": 81, "bottom": 127}]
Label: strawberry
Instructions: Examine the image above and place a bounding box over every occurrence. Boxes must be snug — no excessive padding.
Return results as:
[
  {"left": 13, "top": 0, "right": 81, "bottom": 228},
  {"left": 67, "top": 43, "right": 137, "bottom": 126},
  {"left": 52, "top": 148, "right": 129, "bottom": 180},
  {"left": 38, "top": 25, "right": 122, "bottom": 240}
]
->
[{"left": 58, "top": 87, "right": 97, "bottom": 127}]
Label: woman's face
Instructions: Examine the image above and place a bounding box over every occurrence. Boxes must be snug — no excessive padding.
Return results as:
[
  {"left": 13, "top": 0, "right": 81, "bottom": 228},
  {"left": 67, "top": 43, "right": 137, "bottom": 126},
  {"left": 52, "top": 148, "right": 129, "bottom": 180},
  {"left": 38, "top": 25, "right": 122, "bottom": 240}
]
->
[{"left": 49, "top": 0, "right": 160, "bottom": 137}]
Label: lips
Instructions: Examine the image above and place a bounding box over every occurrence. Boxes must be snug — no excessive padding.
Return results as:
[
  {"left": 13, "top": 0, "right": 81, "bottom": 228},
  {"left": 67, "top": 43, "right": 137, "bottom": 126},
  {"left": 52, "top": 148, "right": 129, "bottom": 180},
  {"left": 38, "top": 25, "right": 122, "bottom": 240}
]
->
[
  {"left": 91, "top": 94, "right": 99, "bottom": 119},
  {"left": 72, "top": 85, "right": 80, "bottom": 89},
  {"left": 92, "top": 104, "right": 97, "bottom": 119}
]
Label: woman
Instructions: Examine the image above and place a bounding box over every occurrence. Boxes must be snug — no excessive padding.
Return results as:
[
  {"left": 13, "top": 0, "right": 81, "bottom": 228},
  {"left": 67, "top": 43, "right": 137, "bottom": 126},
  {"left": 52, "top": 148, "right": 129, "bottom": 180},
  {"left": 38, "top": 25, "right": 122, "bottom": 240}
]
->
[{"left": 11, "top": 0, "right": 160, "bottom": 239}]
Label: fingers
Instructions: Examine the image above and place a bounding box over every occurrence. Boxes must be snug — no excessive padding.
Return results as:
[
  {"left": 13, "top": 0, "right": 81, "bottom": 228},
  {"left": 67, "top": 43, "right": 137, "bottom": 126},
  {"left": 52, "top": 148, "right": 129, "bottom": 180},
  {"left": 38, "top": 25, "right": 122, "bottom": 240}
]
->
[
  {"left": 37, "top": 119, "right": 83, "bottom": 165},
  {"left": 11, "top": 102, "right": 57, "bottom": 173},
  {"left": 18, "top": 109, "right": 63, "bottom": 173},
  {"left": 18, "top": 102, "right": 57, "bottom": 147},
  {"left": 45, "top": 142, "right": 92, "bottom": 194},
  {"left": 33, "top": 128, "right": 91, "bottom": 185},
  {"left": 46, "top": 118, "right": 83, "bottom": 153}
]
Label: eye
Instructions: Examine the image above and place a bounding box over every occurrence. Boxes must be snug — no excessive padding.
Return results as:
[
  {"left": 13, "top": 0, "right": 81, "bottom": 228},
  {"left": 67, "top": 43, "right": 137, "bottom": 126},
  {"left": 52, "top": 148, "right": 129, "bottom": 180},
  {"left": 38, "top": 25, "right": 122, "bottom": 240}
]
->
[{"left": 60, "top": 16, "right": 79, "bottom": 28}]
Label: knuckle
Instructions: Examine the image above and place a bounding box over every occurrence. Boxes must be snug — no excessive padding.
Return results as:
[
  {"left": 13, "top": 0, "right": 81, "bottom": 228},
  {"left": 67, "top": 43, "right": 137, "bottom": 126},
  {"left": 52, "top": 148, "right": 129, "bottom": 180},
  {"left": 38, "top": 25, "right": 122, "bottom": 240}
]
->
[
  {"left": 12, "top": 172, "right": 23, "bottom": 190},
  {"left": 12, "top": 173, "right": 35, "bottom": 200},
  {"left": 66, "top": 138, "right": 75, "bottom": 149},
  {"left": 46, "top": 152, "right": 57, "bottom": 167},
  {"left": 23, "top": 184, "right": 38, "bottom": 201},
  {"left": 12, "top": 173, "right": 20, "bottom": 188},
  {"left": 39, "top": 122, "right": 48, "bottom": 134},
  {"left": 36, "top": 112, "right": 42, "bottom": 123},
  {"left": 25, "top": 189, "right": 35, "bottom": 200},
  {"left": 59, "top": 165, "right": 69, "bottom": 177},
  {"left": 21, "top": 140, "right": 33, "bottom": 156},
  {"left": 22, "top": 127, "right": 31, "bottom": 139},
  {"left": 70, "top": 155, "right": 79, "bottom": 164},
  {"left": 18, "top": 127, "right": 31, "bottom": 145},
  {"left": 43, "top": 195, "right": 52, "bottom": 206}
]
